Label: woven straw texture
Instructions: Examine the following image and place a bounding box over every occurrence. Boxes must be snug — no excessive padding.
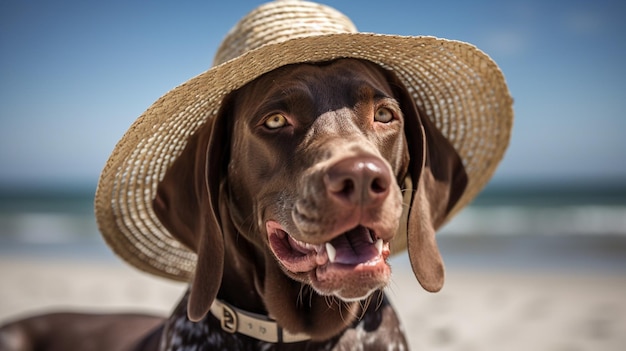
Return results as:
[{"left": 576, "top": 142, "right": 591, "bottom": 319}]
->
[{"left": 95, "top": 0, "right": 513, "bottom": 282}]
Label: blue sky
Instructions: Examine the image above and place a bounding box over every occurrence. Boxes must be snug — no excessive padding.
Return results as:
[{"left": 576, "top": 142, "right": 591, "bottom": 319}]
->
[{"left": 1, "top": 0, "right": 625, "bottom": 189}]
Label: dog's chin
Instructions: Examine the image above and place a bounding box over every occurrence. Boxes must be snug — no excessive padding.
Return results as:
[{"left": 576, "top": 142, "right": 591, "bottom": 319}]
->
[{"left": 266, "top": 220, "right": 392, "bottom": 301}]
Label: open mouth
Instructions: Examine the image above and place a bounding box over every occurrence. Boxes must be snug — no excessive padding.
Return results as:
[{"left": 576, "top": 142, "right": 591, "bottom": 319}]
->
[{"left": 266, "top": 221, "right": 390, "bottom": 275}]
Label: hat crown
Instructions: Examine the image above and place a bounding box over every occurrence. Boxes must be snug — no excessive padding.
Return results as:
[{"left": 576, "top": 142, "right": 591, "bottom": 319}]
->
[{"left": 213, "top": 0, "right": 357, "bottom": 66}]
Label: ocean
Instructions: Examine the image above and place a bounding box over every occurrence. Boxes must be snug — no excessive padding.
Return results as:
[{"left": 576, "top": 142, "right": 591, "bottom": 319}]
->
[
  {"left": 442, "top": 184, "right": 626, "bottom": 237},
  {"left": 1, "top": 183, "right": 625, "bottom": 272}
]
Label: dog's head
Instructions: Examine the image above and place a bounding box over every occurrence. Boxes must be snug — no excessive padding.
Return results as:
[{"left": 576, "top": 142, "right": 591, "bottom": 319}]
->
[{"left": 153, "top": 58, "right": 467, "bottom": 338}]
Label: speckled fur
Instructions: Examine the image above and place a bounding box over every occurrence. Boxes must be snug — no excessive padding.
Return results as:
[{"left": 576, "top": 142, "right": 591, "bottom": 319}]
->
[{"left": 159, "top": 289, "right": 408, "bottom": 351}]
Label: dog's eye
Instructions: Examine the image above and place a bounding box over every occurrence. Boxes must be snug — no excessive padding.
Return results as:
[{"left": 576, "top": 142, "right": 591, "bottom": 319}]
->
[
  {"left": 374, "top": 107, "right": 394, "bottom": 123},
  {"left": 264, "top": 114, "right": 287, "bottom": 129}
]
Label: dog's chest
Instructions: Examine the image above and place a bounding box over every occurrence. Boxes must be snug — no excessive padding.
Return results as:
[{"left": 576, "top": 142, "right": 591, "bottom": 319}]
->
[
  {"left": 159, "top": 290, "right": 408, "bottom": 351},
  {"left": 155, "top": 294, "right": 326, "bottom": 351},
  {"left": 160, "top": 314, "right": 337, "bottom": 351}
]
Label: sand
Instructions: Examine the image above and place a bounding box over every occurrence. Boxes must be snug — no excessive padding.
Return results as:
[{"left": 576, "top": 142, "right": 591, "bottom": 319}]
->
[{"left": 1, "top": 248, "right": 625, "bottom": 351}]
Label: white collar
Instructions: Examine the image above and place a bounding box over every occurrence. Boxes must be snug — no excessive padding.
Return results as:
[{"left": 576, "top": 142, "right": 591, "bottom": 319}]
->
[{"left": 209, "top": 299, "right": 311, "bottom": 343}]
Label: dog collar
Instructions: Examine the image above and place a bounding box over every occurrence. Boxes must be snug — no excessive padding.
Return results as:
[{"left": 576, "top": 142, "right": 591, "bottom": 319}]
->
[{"left": 209, "top": 299, "right": 311, "bottom": 343}]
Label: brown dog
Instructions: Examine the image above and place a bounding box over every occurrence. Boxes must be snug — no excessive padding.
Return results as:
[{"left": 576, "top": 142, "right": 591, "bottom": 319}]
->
[{"left": 0, "top": 58, "right": 466, "bottom": 350}]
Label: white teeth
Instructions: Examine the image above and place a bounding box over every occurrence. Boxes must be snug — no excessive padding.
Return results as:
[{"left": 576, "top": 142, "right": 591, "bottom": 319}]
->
[
  {"left": 305, "top": 242, "right": 322, "bottom": 252},
  {"left": 325, "top": 242, "right": 336, "bottom": 263},
  {"left": 375, "top": 239, "right": 383, "bottom": 255}
]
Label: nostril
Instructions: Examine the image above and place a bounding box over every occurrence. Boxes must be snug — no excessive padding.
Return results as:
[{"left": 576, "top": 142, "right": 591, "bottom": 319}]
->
[
  {"left": 339, "top": 179, "right": 355, "bottom": 197},
  {"left": 325, "top": 176, "right": 356, "bottom": 203},
  {"left": 325, "top": 174, "right": 355, "bottom": 193},
  {"left": 362, "top": 160, "right": 390, "bottom": 197},
  {"left": 370, "top": 177, "right": 388, "bottom": 194}
]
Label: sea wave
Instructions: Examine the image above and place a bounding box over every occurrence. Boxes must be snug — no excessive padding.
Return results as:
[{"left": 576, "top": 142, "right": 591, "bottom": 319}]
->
[
  {"left": 1, "top": 205, "right": 625, "bottom": 245},
  {"left": 0, "top": 213, "right": 99, "bottom": 243},
  {"left": 440, "top": 205, "right": 626, "bottom": 236}
]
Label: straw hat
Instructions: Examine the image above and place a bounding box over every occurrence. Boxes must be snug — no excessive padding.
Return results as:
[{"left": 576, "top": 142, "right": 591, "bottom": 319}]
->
[{"left": 95, "top": 0, "right": 513, "bottom": 282}]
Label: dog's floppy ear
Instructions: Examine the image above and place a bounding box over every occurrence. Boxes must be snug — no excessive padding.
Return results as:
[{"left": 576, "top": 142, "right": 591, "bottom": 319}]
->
[
  {"left": 153, "top": 98, "right": 232, "bottom": 321},
  {"left": 390, "top": 78, "right": 468, "bottom": 292}
]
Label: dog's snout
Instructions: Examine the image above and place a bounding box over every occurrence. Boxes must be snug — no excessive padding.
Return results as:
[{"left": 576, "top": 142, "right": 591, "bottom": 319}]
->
[{"left": 324, "top": 156, "right": 391, "bottom": 207}]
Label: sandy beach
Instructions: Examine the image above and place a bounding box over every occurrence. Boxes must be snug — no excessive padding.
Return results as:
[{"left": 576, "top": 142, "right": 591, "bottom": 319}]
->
[{"left": 1, "top": 236, "right": 625, "bottom": 351}]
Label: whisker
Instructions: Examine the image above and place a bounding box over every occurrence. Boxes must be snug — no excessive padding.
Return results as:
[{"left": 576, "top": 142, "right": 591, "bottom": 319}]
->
[
  {"left": 337, "top": 300, "right": 346, "bottom": 322},
  {"left": 357, "top": 297, "right": 372, "bottom": 320},
  {"left": 375, "top": 289, "right": 385, "bottom": 310},
  {"left": 308, "top": 287, "right": 314, "bottom": 308},
  {"left": 296, "top": 283, "right": 306, "bottom": 307},
  {"left": 325, "top": 295, "right": 338, "bottom": 310}
]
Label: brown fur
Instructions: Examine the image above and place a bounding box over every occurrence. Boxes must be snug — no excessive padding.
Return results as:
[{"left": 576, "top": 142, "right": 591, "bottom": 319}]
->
[
  {"left": 154, "top": 58, "right": 467, "bottom": 340},
  {"left": 0, "top": 58, "right": 467, "bottom": 350}
]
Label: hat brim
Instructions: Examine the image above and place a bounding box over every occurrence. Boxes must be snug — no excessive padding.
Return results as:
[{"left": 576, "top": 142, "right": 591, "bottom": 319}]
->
[{"left": 95, "top": 33, "right": 513, "bottom": 281}]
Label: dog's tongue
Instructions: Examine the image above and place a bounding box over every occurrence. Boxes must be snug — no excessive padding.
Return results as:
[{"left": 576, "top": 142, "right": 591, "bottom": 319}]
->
[{"left": 328, "top": 226, "right": 379, "bottom": 265}]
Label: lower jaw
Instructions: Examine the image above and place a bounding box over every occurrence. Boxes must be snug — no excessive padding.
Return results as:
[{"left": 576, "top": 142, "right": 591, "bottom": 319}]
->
[
  {"left": 305, "top": 261, "right": 391, "bottom": 301},
  {"left": 311, "top": 280, "right": 388, "bottom": 302}
]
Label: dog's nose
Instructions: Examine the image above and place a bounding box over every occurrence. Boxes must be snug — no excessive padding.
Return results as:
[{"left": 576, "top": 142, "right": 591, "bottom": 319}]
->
[{"left": 325, "top": 156, "right": 391, "bottom": 208}]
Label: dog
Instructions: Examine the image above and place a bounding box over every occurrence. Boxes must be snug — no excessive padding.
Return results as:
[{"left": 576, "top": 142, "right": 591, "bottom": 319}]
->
[{"left": 0, "top": 58, "right": 467, "bottom": 350}]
